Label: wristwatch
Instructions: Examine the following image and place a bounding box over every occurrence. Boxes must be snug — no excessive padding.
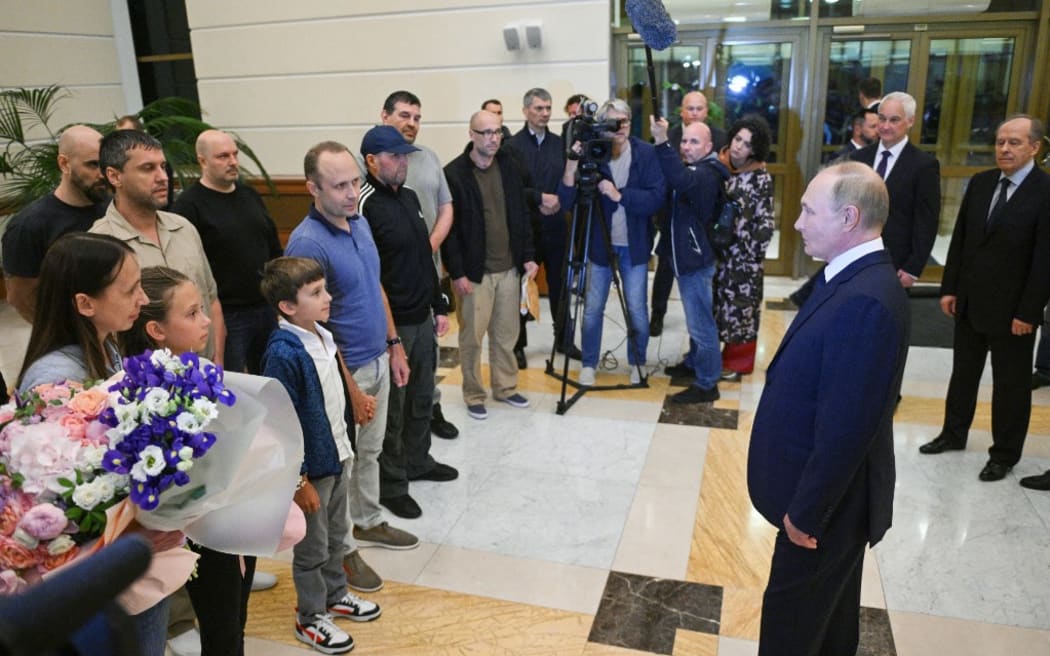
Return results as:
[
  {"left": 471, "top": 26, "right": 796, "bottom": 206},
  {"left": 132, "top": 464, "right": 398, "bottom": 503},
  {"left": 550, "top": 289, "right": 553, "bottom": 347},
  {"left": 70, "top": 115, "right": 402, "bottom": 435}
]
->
[{"left": 386, "top": 336, "right": 402, "bottom": 347}]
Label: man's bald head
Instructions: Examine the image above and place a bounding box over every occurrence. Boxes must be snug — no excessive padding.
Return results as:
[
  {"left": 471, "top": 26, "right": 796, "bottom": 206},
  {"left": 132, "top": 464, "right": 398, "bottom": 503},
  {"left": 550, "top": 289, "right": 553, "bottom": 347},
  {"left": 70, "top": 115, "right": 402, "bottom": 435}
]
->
[
  {"left": 55, "top": 125, "right": 106, "bottom": 205},
  {"left": 680, "top": 121, "right": 713, "bottom": 164},
  {"left": 680, "top": 91, "right": 709, "bottom": 127},
  {"left": 196, "top": 129, "right": 240, "bottom": 192}
]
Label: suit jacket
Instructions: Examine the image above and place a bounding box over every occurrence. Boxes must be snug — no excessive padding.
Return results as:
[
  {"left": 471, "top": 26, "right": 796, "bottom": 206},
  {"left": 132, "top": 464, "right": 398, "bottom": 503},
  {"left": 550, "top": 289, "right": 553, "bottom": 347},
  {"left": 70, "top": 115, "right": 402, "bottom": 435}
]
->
[
  {"left": 851, "top": 142, "right": 940, "bottom": 277},
  {"left": 748, "top": 250, "right": 909, "bottom": 547},
  {"left": 941, "top": 166, "right": 1050, "bottom": 334}
]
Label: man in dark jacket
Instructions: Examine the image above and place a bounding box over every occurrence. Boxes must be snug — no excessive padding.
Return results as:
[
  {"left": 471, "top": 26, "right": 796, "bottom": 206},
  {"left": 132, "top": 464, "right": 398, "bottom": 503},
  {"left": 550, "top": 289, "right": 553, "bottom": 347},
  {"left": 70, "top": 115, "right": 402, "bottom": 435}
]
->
[
  {"left": 359, "top": 125, "right": 457, "bottom": 520},
  {"left": 442, "top": 110, "right": 538, "bottom": 421},
  {"left": 651, "top": 116, "right": 728, "bottom": 403}
]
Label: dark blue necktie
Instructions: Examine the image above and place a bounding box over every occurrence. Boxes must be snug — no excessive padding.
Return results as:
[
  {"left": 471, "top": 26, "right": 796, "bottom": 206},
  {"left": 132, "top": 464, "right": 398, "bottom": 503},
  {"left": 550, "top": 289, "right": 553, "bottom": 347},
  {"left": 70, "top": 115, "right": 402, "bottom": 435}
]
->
[
  {"left": 876, "top": 150, "right": 891, "bottom": 179},
  {"left": 987, "top": 177, "right": 1011, "bottom": 226}
]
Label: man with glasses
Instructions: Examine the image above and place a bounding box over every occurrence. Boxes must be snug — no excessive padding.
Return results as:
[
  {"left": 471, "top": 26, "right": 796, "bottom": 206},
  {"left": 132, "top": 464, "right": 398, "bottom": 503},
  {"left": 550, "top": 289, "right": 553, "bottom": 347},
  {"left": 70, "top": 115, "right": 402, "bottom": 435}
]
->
[
  {"left": 850, "top": 91, "right": 941, "bottom": 287},
  {"left": 442, "top": 110, "right": 538, "bottom": 420}
]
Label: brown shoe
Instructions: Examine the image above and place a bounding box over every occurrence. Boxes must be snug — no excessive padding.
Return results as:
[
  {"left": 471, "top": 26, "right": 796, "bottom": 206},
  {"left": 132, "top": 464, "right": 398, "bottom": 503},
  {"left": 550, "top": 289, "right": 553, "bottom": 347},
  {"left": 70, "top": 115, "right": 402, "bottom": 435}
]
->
[
  {"left": 343, "top": 549, "right": 383, "bottom": 592},
  {"left": 353, "top": 522, "right": 419, "bottom": 550}
]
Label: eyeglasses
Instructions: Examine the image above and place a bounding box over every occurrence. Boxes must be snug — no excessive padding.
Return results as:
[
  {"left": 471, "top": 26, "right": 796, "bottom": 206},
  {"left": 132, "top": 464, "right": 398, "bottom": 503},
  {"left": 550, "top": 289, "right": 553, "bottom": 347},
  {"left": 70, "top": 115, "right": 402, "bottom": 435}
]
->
[{"left": 471, "top": 128, "right": 502, "bottom": 139}]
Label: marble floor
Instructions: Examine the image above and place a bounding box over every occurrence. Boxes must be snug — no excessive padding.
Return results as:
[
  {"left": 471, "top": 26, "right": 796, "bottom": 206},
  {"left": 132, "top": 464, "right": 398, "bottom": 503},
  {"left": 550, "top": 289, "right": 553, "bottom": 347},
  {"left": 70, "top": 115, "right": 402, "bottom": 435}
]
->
[{"left": 4, "top": 274, "right": 1050, "bottom": 655}]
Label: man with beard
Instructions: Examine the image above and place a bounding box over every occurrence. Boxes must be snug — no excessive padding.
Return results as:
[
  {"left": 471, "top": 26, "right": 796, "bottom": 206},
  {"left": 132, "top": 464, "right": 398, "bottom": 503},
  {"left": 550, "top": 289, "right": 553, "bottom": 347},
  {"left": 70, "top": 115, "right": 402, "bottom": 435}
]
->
[
  {"left": 90, "top": 129, "right": 225, "bottom": 360},
  {"left": 3, "top": 125, "right": 109, "bottom": 322},
  {"left": 173, "top": 129, "right": 283, "bottom": 375}
]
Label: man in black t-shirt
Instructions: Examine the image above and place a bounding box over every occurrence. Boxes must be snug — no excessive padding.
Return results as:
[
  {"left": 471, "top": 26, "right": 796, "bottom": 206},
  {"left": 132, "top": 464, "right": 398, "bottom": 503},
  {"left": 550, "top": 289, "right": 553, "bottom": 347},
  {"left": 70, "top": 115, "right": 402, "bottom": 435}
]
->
[
  {"left": 3, "top": 125, "right": 108, "bottom": 322},
  {"left": 171, "top": 129, "right": 282, "bottom": 374}
]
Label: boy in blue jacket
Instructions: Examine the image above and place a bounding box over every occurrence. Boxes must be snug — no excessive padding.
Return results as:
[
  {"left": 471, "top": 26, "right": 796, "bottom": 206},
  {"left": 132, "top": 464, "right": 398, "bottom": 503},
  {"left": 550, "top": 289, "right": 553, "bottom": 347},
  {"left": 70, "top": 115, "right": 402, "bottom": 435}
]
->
[{"left": 261, "top": 257, "right": 381, "bottom": 654}]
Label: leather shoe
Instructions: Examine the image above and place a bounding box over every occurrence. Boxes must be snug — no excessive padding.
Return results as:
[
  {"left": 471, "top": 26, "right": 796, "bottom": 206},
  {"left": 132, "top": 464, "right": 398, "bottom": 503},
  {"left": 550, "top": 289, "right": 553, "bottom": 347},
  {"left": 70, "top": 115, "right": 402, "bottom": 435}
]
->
[
  {"left": 380, "top": 494, "right": 422, "bottom": 519},
  {"left": 430, "top": 403, "right": 459, "bottom": 439},
  {"left": 978, "top": 461, "right": 1012, "bottom": 482},
  {"left": 409, "top": 462, "right": 459, "bottom": 482},
  {"left": 664, "top": 361, "right": 695, "bottom": 378},
  {"left": 1033, "top": 372, "right": 1050, "bottom": 390},
  {"left": 918, "top": 434, "right": 966, "bottom": 454},
  {"left": 1020, "top": 470, "right": 1050, "bottom": 490},
  {"left": 514, "top": 348, "right": 527, "bottom": 370},
  {"left": 649, "top": 314, "right": 664, "bottom": 337},
  {"left": 556, "top": 342, "right": 583, "bottom": 360}
]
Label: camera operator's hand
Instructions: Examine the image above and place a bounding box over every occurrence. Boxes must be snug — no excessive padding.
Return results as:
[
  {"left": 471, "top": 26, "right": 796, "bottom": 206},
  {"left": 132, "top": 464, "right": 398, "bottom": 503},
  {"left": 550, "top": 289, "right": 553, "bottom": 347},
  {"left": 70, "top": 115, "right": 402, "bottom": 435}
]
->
[
  {"left": 539, "top": 193, "right": 561, "bottom": 215},
  {"left": 598, "top": 179, "right": 622, "bottom": 203},
  {"left": 562, "top": 155, "right": 579, "bottom": 186},
  {"left": 524, "top": 261, "right": 539, "bottom": 280},
  {"left": 650, "top": 115, "right": 670, "bottom": 145},
  {"left": 453, "top": 275, "right": 473, "bottom": 296}
]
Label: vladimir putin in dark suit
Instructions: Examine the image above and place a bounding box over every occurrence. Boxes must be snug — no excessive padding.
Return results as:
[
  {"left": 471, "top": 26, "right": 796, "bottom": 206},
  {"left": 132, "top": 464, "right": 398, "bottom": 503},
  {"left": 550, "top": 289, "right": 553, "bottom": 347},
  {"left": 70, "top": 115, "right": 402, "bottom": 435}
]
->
[
  {"left": 850, "top": 91, "right": 941, "bottom": 287},
  {"left": 748, "top": 161, "right": 909, "bottom": 655},
  {"left": 918, "top": 115, "right": 1050, "bottom": 483}
]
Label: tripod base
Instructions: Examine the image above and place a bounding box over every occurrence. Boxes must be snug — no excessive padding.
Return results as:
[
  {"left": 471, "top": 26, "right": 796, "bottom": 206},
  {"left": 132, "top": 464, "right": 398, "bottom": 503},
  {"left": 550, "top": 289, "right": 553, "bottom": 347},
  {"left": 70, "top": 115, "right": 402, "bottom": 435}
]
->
[{"left": 544, "top": 359, "right": 648, "bottom": 415}]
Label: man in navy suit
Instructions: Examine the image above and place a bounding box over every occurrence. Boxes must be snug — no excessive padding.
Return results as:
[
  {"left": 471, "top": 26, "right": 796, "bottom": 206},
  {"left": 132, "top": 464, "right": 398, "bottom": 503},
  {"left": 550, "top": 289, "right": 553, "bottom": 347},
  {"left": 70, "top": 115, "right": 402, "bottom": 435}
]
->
[
  {"left": 918, "top": 116, "right": 1050, "bottom": 483},
  {"left": 749, "top": 161, "right": 909, "bottom": 655},
  {"left": 850, "top": 91, "right": 941, "bottom": 287}
]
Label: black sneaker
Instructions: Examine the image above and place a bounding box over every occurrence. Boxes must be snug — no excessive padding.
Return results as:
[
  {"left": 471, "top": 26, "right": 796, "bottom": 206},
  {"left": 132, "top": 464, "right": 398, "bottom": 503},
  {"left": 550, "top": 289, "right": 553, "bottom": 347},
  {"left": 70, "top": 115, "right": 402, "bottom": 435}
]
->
[
  {"left": 409, "top": 462, "right": 459, "bottom": 482},
  {"left": 295, "top": 614, "right": 354, "bottom": 654},
  {"left": 379, "top": 494, "right": 421, "bottom": 519},
  {"left": 664, "top": 361, "right": 695, "bottom": 378},
  {"left": 430, "top": 403, "right": 459, "bottom": 439},
  {"left": 649, "top": 314, "right": 664, "bottom": 337},
  {"left": 671, "top": 384, "right": 719, "bottom": 404}
]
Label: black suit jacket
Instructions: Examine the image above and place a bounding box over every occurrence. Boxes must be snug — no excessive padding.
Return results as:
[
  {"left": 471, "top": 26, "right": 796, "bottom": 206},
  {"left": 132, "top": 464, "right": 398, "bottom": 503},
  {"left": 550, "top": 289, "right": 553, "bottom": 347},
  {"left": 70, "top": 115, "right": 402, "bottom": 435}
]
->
[
  {"left": 851, "top": 142, "right": 941, "bottom": 277},
  {"left": 748, "top": 251, "right": 909, "bottom": 546},
  {"left": 941, "top": 166, "right": 1050, "bottom": 334}
]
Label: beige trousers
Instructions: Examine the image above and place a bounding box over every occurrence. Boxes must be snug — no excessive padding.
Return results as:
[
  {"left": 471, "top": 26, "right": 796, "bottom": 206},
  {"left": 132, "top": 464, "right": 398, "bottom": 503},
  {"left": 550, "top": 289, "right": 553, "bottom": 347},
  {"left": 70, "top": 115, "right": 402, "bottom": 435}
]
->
[{"left": 457, "top": 268, "right": 521, "bottom": 405}]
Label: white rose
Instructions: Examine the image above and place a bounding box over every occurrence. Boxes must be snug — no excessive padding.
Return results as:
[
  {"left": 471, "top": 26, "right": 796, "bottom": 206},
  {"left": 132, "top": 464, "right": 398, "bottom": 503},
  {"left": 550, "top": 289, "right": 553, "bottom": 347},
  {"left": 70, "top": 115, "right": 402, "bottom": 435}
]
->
[
  {"left": 72, "top": 481, "right": 102, "bottom": 510},
  {"left": 94, "top": 475, "right": 116, "bottom": 502},
  {"left": 47, "top": 535, "right": 76, "bottom": 556},
  {"left": 175, "top": 412, "right": 203, "bottom": 435},
  {"left": 102, "top": 472, "right": 129, "bottom": 491},
  {"left": 190, "top": 398, "right": 218, "bottom": 422},
  {"left": 79, "top": 444, "right": 106, "bottom": 470},
  {"left": 142, "top": 388, "right": 172, "bottom": 417},
  {"left": 150, "top": 348, "right": 183, "bottom": 373}
]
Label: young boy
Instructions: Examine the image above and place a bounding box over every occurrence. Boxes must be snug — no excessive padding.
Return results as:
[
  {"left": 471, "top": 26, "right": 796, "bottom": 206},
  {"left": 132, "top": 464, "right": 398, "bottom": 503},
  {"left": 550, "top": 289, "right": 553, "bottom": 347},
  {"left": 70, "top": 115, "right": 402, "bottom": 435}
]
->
[{"left": 261, "top": 257, "right": 381, "bottom": 654}]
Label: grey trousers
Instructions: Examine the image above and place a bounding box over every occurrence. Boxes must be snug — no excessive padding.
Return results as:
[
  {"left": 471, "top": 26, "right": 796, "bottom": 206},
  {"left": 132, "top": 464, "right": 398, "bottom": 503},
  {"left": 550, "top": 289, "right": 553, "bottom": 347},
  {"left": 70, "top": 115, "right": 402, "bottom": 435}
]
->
[{"left": 294, "top": 462, "right": 351, "bottom": 622}]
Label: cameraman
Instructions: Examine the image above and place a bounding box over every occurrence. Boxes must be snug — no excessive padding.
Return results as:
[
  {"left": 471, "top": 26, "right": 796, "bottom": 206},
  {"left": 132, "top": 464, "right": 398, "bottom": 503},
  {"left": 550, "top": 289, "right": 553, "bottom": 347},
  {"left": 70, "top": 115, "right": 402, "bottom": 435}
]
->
[
  {"left": 558, "top": 99, "right": 665, "bottom": 385},
  {"left": 650, "top": 115, "right": 729, "bottom": 404}
]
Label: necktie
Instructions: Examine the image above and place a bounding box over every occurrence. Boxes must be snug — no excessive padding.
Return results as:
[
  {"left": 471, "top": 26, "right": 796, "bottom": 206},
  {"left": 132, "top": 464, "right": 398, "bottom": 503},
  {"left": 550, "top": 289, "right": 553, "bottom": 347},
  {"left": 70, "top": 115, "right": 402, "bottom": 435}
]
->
[
  {"left": 876, "top": 150, "right": 891, "bottom": 179},
  {"left": 988, "top": 178, "right": 1011, "bottom": 225}
]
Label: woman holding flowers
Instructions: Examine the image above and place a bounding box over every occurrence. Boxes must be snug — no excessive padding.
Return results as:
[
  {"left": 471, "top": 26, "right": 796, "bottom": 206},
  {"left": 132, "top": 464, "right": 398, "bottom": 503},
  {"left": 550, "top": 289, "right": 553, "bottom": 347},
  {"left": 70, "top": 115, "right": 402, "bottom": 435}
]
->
[{"left": 14, "top": 232, "right": 182, "bottom": 655}]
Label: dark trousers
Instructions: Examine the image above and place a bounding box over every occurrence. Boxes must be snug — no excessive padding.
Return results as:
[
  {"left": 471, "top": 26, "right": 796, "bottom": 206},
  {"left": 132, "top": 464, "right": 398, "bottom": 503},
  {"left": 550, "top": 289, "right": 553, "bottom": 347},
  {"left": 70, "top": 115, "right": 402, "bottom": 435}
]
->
[
  {"left": 380, "top": 318, "right": 437, "bottom": 498},
  {"left": 223, "top": 304, "right": 278, "bottom": 374},
  {"left": 942, "top": 317, "right": 1035, "bottom": 465},
  {"left": 185, "top": 546, "right": 256, "bottom": 656},
  {"left": 651, "top": 251, "right": 674, "bottom": 318},
  {"left": 1034, "top": 306, "right": 1050, "bottom": 375},
  {"left": 516, "top": 223, "right": 571, "bottom": 350}
]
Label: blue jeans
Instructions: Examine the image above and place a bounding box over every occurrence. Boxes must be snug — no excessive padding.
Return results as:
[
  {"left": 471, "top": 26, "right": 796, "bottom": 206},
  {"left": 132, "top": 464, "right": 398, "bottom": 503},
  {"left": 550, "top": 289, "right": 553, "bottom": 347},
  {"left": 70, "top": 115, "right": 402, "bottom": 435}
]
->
[
  {"left": 223, "top": 304, "right": 277, "bottom": 375},
  {"left": 582, "top": 246, "right": 649, "bottom": 368},
  {"left": 678, "top": 264, "right": 721, "bottom": 390},
  {"left": 136, "top": 596, "right": 172, "bottom": 656}
]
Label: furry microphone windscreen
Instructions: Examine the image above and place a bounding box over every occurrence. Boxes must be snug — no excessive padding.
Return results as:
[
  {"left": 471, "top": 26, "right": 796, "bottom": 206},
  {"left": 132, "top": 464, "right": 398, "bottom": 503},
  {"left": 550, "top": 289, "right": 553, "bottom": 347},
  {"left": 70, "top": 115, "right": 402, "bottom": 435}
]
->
[{"left": 625, "top": 0, "right": 677, "bottom": 51}]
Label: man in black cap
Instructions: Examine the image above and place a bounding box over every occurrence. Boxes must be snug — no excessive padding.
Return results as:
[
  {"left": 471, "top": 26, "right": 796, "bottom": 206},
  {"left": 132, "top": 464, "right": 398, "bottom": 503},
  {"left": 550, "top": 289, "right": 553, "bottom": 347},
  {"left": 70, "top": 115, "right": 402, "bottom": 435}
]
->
[{"left": 359, "top": 125, "right": 458, "bottom": 520}]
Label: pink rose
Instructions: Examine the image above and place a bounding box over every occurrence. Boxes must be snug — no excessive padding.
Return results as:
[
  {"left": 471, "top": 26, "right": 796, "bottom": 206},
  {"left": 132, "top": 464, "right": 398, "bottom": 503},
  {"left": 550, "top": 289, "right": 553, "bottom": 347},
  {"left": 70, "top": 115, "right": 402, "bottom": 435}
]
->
[
  {"left": 0, "top": 535, "right": 40, "bottom": 570},
  {"left": 68, "top": 387, "right": 109, "bottom": 419},
  {"left": 0, "top": 505, "right": 22, "bottom": 538},
  {"left": 34, "top": 384, "right": 73, "bottom": 404},
  {"left": 57, "top": 414, "right": 87, "bottom": 441},
  {"left": 0, "top": 569, "right": 27, "bottom": 595},
  {"left": 40, "top": 403, "right": 70, "bottom": 420},
  {"left": 18, "top": 503, "right": 68, "bottom": 541},
  {"left": 83, "top": 420, "right": 109, "bottom": 445},
  {"left": 5, "top": 424, "right": 81, "bottom": 495},
  {"left": 0, "top": 408, "right": 14, "bottom": 425}
]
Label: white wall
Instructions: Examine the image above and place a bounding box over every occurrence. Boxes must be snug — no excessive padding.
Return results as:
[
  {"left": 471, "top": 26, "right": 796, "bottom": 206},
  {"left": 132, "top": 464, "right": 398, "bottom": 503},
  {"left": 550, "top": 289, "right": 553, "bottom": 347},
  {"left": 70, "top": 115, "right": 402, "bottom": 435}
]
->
[
  {"left": 0, "top": 0, "right": 129, "bottom": 136},
  {"left": 185, "top": 0, "right": 610, "bottom": 175}
]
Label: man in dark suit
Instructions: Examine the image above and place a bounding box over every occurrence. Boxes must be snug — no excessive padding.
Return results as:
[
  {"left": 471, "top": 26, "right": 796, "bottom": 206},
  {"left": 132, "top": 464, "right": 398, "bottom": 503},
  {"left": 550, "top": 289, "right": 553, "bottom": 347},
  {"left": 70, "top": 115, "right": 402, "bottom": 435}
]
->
[
  {"left": 918, "top": 115, "right": 1050, "bottom": 483},
  {"left": 833, "top": 108, "right": 878, "bottom": 159},
  {"left": 850, "top": 91, "right": 941, "bottom": 287},
  {"left": 749, "top": 161, "right": 909, "bottom": 655}
]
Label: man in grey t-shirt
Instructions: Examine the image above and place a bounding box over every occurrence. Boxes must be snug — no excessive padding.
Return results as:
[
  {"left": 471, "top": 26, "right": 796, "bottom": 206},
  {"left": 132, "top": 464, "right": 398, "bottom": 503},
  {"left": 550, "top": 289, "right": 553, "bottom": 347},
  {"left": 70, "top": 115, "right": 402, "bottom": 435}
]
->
[{"left": 379, "top": 90, "right": 459, "bottom": 440}]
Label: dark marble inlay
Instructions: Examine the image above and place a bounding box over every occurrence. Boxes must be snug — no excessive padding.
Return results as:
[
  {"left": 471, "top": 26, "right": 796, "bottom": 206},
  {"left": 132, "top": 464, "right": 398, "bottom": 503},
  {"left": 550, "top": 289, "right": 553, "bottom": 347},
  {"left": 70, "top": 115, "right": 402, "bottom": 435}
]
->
[
  {"left": 858, "top": 607, "right": 897, "bottom": 656},
  {"left": 589, "top": 572, "right": 722, "bottom": 655},
  {"left": 659, "top": 397, "right": 739, "bottom": 430},
  {"left": 438, "top": 346, "right": 460, "bottom": 368},
  {"left": 765, "top": 299, "right": 797, "bottom": 311}
]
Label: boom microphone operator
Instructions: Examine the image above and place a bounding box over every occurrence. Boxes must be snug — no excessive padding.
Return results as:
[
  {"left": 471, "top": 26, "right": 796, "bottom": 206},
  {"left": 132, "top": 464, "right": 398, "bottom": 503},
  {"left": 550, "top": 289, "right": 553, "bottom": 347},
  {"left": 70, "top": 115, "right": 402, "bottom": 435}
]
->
[{"left": 624, "top": 0, "right": 678, "bottom": 120}]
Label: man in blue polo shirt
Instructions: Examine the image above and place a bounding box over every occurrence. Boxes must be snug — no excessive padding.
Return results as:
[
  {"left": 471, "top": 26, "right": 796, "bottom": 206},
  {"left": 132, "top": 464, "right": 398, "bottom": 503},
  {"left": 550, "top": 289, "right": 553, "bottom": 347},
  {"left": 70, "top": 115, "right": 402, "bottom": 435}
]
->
[{"left": 285, "top": 141, "right": 418, "bottom": 583}]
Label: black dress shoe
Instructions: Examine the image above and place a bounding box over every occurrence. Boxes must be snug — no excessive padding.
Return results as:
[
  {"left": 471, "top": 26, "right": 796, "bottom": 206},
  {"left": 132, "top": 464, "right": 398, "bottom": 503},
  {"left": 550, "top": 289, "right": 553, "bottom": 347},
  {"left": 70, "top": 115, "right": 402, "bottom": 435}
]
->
[
  {"left": 1032, "top": 372, "right": 1050, "bottom": 390},
  {"left": 409, "top": 462, "right": 459, "bottom": 482},
  {"left": 978, "top": 461, "right": 1012, "bottom": 482},
  {"left": 380, "top": 494, "right": 422, "bottom": 519},
  {"left": 514, "top": 348, "right": 527, "bottom": 370},
  {"left": 649, "top": 314, "right": 664, "bottom": 337},
  {"left": 556, "top": 343, "right": 583, "bottom": 360},
  {"left": 430, "top": 403, "right": 459, "bottom": 439},
  {"left": 664, "top": 361, "right": 695, "bottom": 378},
  {"left": 670, "top": 384, "right": 719, "bottom": 404},
  {"left": 918, "top": 434, "right": 966, "bottom": 454},
  {"left": 1020, "top": 470, "right": 1050, "bottom": 490}
]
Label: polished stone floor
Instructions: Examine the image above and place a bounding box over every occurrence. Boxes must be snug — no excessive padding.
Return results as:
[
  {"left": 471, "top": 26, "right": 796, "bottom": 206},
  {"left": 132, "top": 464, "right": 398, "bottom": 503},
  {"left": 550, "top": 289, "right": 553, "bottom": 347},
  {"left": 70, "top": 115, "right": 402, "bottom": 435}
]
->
[{"left": 3, "top": 273, "right": 1050, "bottom": 655}]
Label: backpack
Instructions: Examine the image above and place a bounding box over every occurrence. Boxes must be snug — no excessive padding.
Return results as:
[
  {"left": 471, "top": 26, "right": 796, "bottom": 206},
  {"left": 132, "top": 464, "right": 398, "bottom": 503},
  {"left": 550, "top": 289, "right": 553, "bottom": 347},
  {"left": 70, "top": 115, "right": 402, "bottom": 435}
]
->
[{"left": 706, "top": 177, "right": 741, "bottom": 258}]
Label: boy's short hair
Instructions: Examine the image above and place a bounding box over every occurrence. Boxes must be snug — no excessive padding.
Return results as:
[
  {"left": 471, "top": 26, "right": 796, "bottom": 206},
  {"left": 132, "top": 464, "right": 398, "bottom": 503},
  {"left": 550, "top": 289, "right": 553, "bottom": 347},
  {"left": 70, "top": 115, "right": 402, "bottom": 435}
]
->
[{"left": 261, "top": 257, "right": 325, "bottom": 318}]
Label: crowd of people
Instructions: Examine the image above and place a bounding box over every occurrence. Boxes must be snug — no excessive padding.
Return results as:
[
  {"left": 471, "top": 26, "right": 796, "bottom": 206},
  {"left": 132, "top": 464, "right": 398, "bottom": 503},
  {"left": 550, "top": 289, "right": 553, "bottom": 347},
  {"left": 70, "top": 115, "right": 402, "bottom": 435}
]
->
[{"left": 3, "top": 79, "right": 1049, "bottom": 656}]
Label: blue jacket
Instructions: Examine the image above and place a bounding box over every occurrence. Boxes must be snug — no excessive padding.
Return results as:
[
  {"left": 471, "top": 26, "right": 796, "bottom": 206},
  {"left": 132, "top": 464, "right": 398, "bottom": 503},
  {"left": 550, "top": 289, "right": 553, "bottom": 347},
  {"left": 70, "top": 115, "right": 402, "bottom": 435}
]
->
[
  {"left": 557, "top": 136, "right": 666, "bottom": 267},
  {"left": 654, "top": 144, "right": 729, "bottom": 275},
  {"left": 261, "top": 328, "right": 353, "bottom": 480}
]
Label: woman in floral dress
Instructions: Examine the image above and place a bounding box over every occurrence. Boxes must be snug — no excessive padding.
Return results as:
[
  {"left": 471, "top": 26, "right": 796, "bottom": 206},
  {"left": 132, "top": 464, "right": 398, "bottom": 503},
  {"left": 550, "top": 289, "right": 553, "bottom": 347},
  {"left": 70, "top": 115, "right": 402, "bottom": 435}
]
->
[{"left": 714, "top": 115, "right": 776, "bottom": 380}]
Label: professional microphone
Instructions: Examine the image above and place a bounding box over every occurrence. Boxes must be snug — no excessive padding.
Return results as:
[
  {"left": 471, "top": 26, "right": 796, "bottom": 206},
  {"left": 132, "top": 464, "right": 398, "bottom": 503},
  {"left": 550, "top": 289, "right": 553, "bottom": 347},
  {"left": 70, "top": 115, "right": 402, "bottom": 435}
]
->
[
  {"left": 0, "top": 535, "right": 152, "bottom": 656},
  {"left": 624, "top": 0, "right": 678, "bottom": 120}
]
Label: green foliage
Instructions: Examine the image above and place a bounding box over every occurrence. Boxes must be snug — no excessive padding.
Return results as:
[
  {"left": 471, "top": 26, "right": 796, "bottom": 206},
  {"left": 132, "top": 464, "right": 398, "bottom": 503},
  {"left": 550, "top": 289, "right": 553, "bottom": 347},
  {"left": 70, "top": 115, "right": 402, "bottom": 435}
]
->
[{"left": 0, "top": 85, "right": 275, "bottom": 214}]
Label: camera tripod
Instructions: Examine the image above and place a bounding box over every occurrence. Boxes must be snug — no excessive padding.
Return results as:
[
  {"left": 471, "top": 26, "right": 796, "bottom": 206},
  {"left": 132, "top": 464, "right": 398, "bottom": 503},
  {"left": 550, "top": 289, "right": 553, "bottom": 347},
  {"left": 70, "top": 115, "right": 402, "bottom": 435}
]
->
[{"left": 544, "top": 167, "right": 648, "bottom": 415}]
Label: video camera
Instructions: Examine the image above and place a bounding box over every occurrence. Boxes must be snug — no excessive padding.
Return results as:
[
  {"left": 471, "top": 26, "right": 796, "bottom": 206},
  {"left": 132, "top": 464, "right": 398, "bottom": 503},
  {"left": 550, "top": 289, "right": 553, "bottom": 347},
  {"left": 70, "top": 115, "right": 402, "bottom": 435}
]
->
[{"left": 564, "top": 101, "right": 623, "bottom": 195}]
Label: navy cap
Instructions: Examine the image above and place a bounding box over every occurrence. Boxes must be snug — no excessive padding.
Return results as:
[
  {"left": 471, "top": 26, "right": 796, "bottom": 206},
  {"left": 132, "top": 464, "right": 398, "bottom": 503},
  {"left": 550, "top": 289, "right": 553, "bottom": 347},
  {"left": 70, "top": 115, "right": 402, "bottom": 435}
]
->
[{"left": 361, "top": 125, "right": 420, "bottom": 156}]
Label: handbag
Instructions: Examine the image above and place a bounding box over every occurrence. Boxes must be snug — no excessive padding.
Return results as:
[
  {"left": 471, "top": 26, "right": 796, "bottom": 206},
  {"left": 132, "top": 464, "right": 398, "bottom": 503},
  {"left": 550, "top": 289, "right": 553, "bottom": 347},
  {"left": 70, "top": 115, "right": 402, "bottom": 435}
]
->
[{"left": 706, "top": 182, "right": 741, "bottom": 258}]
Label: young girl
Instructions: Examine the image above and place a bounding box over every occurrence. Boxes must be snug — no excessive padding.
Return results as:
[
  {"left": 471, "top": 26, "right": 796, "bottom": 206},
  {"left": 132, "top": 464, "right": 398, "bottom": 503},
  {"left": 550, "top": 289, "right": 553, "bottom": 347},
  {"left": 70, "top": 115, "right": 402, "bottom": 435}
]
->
[
  {"left": 121, "top": 266, "right": 253, "bottom": 656},
  {"left": 16, "top": 233, "right": 181, "bottom": 656}
]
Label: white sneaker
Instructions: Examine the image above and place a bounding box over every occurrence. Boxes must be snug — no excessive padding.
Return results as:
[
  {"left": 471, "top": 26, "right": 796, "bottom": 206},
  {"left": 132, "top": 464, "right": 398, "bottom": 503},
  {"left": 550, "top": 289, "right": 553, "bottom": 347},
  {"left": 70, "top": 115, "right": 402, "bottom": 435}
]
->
[
  {"left": 629, "top": 368, "right": 642, "bottom": 385},
  {"left": 328, "top": 591, "right": 382, "bottom": 622},
  {"left": 296, "top": 613, "right": 354, "bottom": 654},
  {"left": 167, "top": 628, "right": 201, "bottom": 656},
  {"left": 579, "top": 367, "right": 596, "bottom": 386}
]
